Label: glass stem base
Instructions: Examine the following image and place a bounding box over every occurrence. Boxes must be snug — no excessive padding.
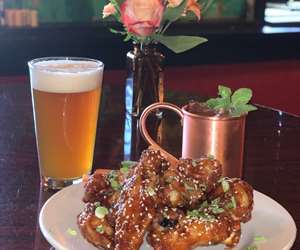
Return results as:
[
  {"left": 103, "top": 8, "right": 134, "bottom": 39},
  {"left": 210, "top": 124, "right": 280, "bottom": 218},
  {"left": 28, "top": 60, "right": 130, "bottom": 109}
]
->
[{"left": 41, "top": 176, "right": 83, "bottom": 191}]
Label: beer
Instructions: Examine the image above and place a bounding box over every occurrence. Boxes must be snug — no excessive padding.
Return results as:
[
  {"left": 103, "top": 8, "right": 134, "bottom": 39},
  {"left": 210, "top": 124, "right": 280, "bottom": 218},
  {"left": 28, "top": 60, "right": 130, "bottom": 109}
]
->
[{"left": 29, "top": 58, "right": 103, "bottom": 189}]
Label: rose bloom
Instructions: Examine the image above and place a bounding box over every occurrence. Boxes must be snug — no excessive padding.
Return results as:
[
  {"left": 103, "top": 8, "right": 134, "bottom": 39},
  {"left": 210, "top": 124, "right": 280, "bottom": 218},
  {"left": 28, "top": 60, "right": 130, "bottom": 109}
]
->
[
  {"left": 103, "top": 3, "right": 116, "bottom": 18},
  {"left": 120, "top": 0, "right": 164, "bottom": 37}
]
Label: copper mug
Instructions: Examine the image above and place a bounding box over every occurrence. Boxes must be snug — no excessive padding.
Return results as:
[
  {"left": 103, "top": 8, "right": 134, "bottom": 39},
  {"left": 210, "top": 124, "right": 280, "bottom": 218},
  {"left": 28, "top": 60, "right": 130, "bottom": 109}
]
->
[{"left": 139, "top": 102, "right": 246, "bottom": 178}]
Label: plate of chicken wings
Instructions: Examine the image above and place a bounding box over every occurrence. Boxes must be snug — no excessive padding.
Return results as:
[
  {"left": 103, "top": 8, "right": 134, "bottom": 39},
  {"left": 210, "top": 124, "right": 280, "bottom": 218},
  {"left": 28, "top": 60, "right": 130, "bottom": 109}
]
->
[{"left": 39, "top": 149, "right": 297, "bottom": 250}]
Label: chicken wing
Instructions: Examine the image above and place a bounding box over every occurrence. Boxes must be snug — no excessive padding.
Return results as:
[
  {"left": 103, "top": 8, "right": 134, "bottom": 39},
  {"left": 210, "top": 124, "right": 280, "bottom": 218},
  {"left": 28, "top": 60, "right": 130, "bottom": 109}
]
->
[
  {"left": 77, "top": 202, "right": 115, "bottom": 250},
  {"left": 159, "top": 157, "right": 222, "bottom": 208},
  {"left": 147, "top": 213, "right": 239, "bottom": 250},
  {"left": 209, "top": 178, "right": 254, "bottom": 223},
  {"left": 148, "top": 177, "right": 253, "bottom": 250},
  {"left": 114, "top": 149, "right": 169, "bottom": 250}
]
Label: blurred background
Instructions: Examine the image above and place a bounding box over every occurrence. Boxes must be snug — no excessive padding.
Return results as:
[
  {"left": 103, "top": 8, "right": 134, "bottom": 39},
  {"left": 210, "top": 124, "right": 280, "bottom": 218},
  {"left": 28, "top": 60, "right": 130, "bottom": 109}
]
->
[{"left": 0, "top": 0, "right": 299, "bottom": 115}]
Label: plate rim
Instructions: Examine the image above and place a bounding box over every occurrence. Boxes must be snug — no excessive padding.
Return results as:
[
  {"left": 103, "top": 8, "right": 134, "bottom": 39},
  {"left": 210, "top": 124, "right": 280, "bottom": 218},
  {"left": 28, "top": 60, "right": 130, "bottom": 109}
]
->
[{"left": 39, "top": 183, "right": 297, "bottom": 250}]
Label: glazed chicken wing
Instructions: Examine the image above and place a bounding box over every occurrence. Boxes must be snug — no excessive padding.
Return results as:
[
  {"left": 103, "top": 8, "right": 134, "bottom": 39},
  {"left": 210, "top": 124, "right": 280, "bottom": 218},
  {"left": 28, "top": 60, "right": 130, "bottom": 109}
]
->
[
  {"left": 148, "top": 213, "right": 239, "bottom": 250},
  {"left": 148, "top": 177, "right": 253, "bottom": 250},
  {"left": 209, "top": 178, "right": 254, "bottom": 223},
  {"left": 114, "top": 149, "right": 169, "bottom": 250},
  {"left": 77, "top": 202, "right": 115, "bottom": 250},
  {"left": 78, "top": 148, "right": 254, "bottom": 250},
  {"left": 159, "top": 157, "right": 222, "bottom": 208}
]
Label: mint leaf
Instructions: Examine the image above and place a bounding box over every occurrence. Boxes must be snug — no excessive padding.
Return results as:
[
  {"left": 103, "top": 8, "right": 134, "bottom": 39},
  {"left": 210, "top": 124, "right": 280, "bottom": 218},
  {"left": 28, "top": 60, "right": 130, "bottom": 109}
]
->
[
  {"left": 206, "top": 98, "right": 221, "bottom": 109},
  {"left": 155, "top": 35, "right": 207, "bottom": 53},
  {"left": 206, "top": 85, "right": 256, "bottom": 117},
  {"left": 230, "top": 104, "right": 257, "bottom": 117},
  {"left": 213, "top": 97, "right": 230, "bottom": 110},
  {"left": 231, "top": 88, "right": 253, "bottom": 107},
  {"left": 218, "top": 85, "right": 232, "bottom": 98},
  {"left": 163, "top": 0, "right": 187, "bottom": 22}
]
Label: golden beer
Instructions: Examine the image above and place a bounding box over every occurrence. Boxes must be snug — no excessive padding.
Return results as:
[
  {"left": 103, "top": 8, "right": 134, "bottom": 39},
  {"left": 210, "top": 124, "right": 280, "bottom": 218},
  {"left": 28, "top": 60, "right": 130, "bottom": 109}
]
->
[{"left": 29, "top": 58, "right": 103, "bottom": 189}]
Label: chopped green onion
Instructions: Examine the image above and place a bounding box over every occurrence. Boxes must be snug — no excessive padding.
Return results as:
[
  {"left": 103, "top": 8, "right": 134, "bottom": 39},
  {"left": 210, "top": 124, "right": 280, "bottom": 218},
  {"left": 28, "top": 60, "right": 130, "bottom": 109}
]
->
[
  {"left": 254, "top": 235, "right": 267, "bottom": 242},
  {"left": 187, "top": 209, "right": 200, "bottom": 218},
  {"left": 96, "top": 225, "right": 105, "bottom": 234},
  {"left": 246, "top": 245, "right": 257, "bottom": 250},
  {"left": 184, "top": 182, "right": 194, "bottom": 191},
  {"left": 187, "top": 209, "right": 216, "bottom": 221},
  {"left": 221, "top": 179, "right": 230, "bottom": 192},
  {"left": 211, "top": 197, "right": 220, "bottom": 206},
  {"left": 146, "top": 187, "right": 156, "bottom": 196},
  {"left": 111, "top": 179, "right": 121, "bottom": 191},
  {"left": 211, "top": 207, "right": 224, "bottom": 214},
  {"left": 120, "top": 166, "right": 129, "bottom": 174},
  {"left": 199, "top": 200, "right": 208, "bottom": 210},
  {"left": 94, "top": 202, "right": 101, "bottom": 207},
  {"left": 67, "top": 228, "right": 77, "bottom": 236},
  {"left": 107, "top": 170, "right": 118, "bottom": 180},
  {"left": 218, "top": 177, "right": 230, "bottom": 183},
  {"left": 95, "top": 206, "right": 109, "bottom": 219},
  {"left": 231, "top": 196, "right": 237, "bottom": 209},
  {"left": 225, "top": 196, "right": 237, "bottom": 210},
  {"left": 191, "top": 160, "right": 198, "bottom": 167},
  {"left": 199, "top": 184, "right": 207, "bottom": 191},
  {"left": 121, "top": 160, "right": 137, "bottom": 169},
  {"left": 201, "top": 213, "right": 216, "bottom": 222},
  {"left": 120, "top": 161, "right": 136, "bottom": 174}
]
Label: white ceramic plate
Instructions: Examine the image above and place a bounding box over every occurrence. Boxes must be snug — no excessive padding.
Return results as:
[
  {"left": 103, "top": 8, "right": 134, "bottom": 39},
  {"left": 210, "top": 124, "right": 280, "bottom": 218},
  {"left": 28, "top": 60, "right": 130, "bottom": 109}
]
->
[{"left": 39, "top": 183, "right": 297, "bottom": 250}]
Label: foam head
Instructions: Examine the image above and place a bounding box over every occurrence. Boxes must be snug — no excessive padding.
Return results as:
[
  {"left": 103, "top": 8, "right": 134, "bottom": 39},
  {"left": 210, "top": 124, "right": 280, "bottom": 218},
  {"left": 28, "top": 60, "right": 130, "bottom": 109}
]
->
[{"left": 29, "top": 59, "right": 104, "bottom": 93}]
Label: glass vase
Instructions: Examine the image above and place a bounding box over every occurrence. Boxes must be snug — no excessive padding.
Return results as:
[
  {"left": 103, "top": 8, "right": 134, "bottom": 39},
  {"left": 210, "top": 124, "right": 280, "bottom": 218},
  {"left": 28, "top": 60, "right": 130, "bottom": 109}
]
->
[
  {"left": 124, "top": 42, "right": 165, "bottom": 160},
  {"left": 125, "top": 42, "right": 165, "bottom": 117}
]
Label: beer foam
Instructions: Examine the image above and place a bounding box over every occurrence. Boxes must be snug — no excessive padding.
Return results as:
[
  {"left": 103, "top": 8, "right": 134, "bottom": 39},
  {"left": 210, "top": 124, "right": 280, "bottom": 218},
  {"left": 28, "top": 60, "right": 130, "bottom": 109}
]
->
[{"left": 30, "top": 60, "right": 103, "bottom": 93}]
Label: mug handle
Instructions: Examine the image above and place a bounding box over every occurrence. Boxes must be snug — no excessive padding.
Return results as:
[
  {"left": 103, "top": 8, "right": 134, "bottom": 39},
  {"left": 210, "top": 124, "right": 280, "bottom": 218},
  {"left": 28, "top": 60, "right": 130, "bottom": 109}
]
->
[{"left": 139, "top": 102, "right": 184, "bottom": 166}]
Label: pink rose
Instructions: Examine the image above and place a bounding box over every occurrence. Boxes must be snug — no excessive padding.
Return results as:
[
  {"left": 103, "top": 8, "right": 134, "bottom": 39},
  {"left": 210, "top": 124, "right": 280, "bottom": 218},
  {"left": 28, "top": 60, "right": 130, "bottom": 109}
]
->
[
  {"left": 103, "top": 3, "right": 116, "bottom": 18},
  {"left": 120, "top": 0, "right": 164, "bottom": 37}
]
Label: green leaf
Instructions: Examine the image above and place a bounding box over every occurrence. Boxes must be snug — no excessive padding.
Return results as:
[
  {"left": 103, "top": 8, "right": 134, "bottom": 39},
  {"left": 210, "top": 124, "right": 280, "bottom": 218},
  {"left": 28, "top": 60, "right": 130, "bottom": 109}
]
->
[
  {"left": 206, "top": 98, "right": 221, "bottom": 109},
  {"left": 163, "top": 0, "right": 187, "bottom": 22},
  {"left": 231, "top": 88, "right": 253, "bottom": 107},
  {"left": 109, "top": 28, "right": 126, "bottom": 35},
  {"left": 155, "top": 35, "right": 207, "bottom": 53},
  {"left": 123, "top": 33, "right": 132, "bottom": 42},
  {"left": 213, "top": 97, "right": 230, "bottom": 110},
  {"left": 206, "top": 96, "right": 230, "bottom": 111},
  {"left": 218, "top": 85, "right": 232, "bottom": 98},
  {"left": 230, "top": 104, "right": 257, "bottom": 117},
  {"left": 114, "top": 0, "right": 125, "bottom": 6}
]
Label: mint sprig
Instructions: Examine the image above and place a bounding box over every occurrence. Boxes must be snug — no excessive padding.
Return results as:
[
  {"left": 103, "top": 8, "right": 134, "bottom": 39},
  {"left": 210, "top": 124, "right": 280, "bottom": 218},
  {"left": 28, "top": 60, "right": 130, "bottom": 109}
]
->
[{"left": 206, "top": 85, "right": 257, "bottom": 117}]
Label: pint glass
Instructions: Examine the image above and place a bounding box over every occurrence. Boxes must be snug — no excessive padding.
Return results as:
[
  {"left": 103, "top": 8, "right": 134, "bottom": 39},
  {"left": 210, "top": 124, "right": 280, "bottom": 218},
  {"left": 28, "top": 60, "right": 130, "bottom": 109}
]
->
[{"left": 28, "top": 57, "right": 104, "bottom": 190}]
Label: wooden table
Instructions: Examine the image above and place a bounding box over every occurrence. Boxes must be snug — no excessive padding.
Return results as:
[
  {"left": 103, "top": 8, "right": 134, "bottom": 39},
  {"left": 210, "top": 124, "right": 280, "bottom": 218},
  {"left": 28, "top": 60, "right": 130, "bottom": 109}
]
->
[{"left": 0, "top": 81, "right": 299, "bottom": 249}]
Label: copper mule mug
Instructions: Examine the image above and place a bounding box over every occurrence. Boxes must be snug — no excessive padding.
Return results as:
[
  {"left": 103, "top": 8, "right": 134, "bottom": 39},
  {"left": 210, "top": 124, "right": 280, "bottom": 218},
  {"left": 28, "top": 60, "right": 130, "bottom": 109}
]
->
[{"left": 139, "top": 102, "right": 246, "bottom": 178}]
